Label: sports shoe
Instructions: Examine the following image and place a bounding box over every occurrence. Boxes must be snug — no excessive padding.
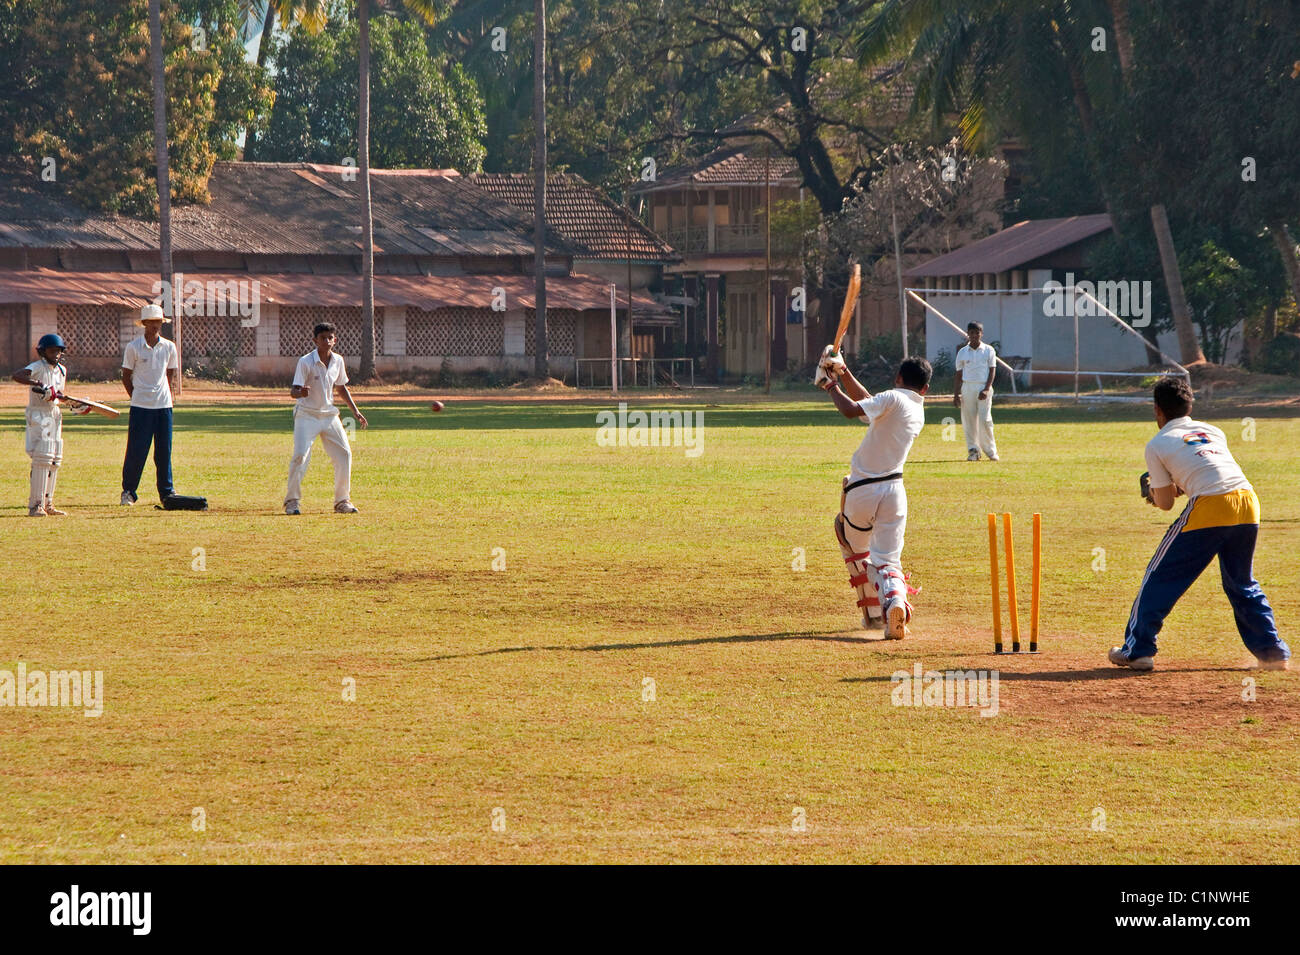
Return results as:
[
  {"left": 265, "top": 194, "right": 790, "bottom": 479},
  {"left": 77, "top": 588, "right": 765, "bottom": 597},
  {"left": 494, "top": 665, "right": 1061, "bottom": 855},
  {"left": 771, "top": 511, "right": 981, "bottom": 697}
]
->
[
  {"left": 884, "top": 603, "right": 909, "bottom": 640},
  {"left": 334, "top": 500, "right": 359, "bottom": 514},
  {"left": 284, "top": 500, "right": 301, "bottom": 516},
  {"left": 27, "top": 504, "right": 46, "bottom": 517},
  {"left": 43, "top": 503, "right": 67, "bottom": 516},
  {"left": 1255, "top": 658, "right": 1291, "bottom": 671},
  {"left": 967, "top": 450, "right": 980, "bottom": 461},
  {"left": 120, "top": 490, "right": 137, "bottom": 506},
  {"left": 1108, "top": 646, "right": 1154, "bottom": 671},
  {"left": 987, "top": 453, "right": 1000, "bottom": 461}
]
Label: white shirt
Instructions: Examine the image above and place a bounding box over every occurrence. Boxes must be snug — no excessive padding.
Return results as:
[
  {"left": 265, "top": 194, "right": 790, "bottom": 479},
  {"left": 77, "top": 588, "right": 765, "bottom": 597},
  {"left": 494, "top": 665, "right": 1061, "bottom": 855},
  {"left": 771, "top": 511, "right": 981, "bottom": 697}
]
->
[
  {"left": 293, "top": 350, "right": 350, "bottom": 415},
  {"left": 849, "top": 388, "right": 926, "bottom": 481},
  {"left": 1145, "top": 416, "right": 1250, "bottom": 499},
  {"left": 122, "top": 336, "right": 178, "bottom": 409},
  {"left": 24, "top": 359, "right": 66, "bottom": 412},
  {"left": 956, "top": 342, "right": 997, "bottom": 388}
]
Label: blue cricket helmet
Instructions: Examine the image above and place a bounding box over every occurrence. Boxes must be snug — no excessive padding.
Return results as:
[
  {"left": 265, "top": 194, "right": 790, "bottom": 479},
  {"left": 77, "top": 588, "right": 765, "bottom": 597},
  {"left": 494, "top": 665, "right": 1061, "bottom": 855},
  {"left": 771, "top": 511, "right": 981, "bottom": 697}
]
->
[{"left": 37, "top": 333, "right": 67, "bottom": 351}]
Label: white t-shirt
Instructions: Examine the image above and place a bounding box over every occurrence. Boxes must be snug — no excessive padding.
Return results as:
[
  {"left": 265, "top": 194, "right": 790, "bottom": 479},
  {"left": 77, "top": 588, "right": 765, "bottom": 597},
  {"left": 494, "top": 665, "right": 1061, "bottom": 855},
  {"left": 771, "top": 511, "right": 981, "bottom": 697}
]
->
[
  {"left": 849, "top": 388, "right": 926, "bottom": 481},
  {"left": 24, "top": 359, "right": 66, "bottom": 412},
  {"left": 1145, "top": 416, "right": 1250, "bottom": 499},
  {"left": 293, "top": 350, "right": 350, "bottom": 416},
  {"left": 956, "top": 342, "right": 997, "bottom": 388},
  {"left": 122, "top": 336, "right": 178, "bottom": 409}
]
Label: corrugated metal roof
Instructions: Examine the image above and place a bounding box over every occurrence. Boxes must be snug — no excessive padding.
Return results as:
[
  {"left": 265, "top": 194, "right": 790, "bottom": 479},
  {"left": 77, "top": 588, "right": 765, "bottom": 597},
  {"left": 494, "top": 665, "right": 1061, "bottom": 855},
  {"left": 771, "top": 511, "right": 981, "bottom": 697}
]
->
[
  {"left": 0, "top": 268, "right": 660, "bottom": 313},
  {"left": 904, "top": 214, "right": 1113, "bottom": 278},
  {"left": 0, "top": 162, "right": 575, "bottom": 259},
  {"left": 471, "top": 173, "right": 677, "bottom": 262}
]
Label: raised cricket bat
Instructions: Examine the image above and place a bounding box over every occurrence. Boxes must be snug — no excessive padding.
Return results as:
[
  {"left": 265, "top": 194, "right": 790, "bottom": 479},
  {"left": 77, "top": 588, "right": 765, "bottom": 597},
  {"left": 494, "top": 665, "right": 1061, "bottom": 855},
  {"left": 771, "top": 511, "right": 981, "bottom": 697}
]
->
[
  {"left": 831, "top": 263, "right": 861, "bottom": 355},
  {"left": 32, "top": 386, "right": 120, "bottom": 419}
]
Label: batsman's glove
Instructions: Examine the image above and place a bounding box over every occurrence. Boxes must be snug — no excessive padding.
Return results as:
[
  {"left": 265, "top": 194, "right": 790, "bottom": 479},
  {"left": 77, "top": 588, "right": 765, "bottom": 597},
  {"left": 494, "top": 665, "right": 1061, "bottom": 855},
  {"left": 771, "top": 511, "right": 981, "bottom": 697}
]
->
[{"left": 813, "top": 345, "right": 847, "bottom": 389}]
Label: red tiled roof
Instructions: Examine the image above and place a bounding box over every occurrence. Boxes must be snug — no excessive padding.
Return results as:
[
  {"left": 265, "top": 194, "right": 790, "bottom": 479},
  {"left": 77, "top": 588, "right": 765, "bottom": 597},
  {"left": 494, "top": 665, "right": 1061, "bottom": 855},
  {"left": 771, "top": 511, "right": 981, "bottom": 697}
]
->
[
  {"left": 639, "top": 147, "right": 801, "bottom": 190},
  {"left": 470, "top": 173, "right": 676, "bottom": 263},
  {"left": 0, "top": 268, "right": 659, "bottom": 312},
  {"left": 904, "top": 215, "right": 1113, "bottom": 278}
]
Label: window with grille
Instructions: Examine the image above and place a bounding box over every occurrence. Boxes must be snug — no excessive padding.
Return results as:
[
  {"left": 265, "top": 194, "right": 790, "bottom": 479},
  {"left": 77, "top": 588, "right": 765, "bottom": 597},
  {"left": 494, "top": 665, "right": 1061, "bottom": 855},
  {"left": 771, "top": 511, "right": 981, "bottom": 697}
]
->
[
  {"left": 405, "top": 308, "right": 504, "bottom": 356},
  {"left": 279, "top": 306, "right": 381, "bottom": 360},
  {"left": 55, "top": 305, "right": 129, "bottom": 357},
  {"left": 524, "top": 309, "right": 577, "bottom": 356}
]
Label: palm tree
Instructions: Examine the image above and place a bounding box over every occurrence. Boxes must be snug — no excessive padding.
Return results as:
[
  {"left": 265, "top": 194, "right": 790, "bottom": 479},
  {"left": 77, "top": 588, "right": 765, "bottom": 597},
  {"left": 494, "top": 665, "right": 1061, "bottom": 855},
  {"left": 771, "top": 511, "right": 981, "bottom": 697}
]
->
[
  {"left": 357, "top": 0, "right": 439, "bottom": 381},
  {"left": 533, "top": 0, "right": 548, "bottom": 380},
  {"left": 239, "top": 1, "right": 329, "bottom": 160},
  {"left": 147, "top": 0, "right": 178, "bottom": 394},
  {"left": 857, "top": 0, "right": 1207, "bottom": 364},
  {"left": 1103, "top": 0, "right": 1203, "bottom": 364}
]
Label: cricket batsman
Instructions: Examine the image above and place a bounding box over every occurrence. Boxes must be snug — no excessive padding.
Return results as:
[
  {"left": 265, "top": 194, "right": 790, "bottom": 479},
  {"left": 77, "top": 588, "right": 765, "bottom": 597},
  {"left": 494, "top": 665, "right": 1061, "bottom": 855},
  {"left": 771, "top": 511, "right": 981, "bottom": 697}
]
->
[
  {"left": 818, "top": 350, "right": 931, "bottom": 639},
  {"left": 1110, "top": 376, "right": 1290, "bottom": 671}
]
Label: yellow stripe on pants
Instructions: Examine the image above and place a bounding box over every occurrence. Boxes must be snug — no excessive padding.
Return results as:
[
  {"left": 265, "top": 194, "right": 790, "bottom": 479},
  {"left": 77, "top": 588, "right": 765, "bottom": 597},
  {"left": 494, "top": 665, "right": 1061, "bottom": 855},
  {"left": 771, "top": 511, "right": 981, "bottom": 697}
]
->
[{"left": 1182, "top": 488, "right": 1260, "bottom": 532}]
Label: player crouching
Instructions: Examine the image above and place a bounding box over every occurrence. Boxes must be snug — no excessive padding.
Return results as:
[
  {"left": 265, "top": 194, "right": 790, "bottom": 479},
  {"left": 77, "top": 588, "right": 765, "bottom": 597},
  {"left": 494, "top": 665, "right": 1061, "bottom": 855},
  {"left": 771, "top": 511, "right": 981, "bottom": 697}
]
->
[
  {"left": 11, "top": 333, "right": 88, "bottom": 516},
  {"left": 817, "top": 348, "right": 931, "bottom": 639}
]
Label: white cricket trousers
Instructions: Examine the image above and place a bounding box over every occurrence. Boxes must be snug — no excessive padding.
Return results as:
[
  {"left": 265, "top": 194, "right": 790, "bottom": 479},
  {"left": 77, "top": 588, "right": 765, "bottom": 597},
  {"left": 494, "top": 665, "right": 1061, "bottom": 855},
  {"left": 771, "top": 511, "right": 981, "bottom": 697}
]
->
[
  {"left": 842, "top": 478, "right": 909, "bottom": 613},
  {"left": 285, "top": 408, "right": 351, "bottom": 505},
  {"left": 960, "top": 384, "right": 997, "bottom": 457}
]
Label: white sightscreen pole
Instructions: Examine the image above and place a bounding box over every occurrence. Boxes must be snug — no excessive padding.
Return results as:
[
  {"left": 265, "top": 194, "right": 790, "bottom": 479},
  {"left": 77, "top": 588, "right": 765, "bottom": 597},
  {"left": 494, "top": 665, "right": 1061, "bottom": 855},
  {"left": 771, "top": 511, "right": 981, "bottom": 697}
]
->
[{"left": 610, "top": 284, "right": 618, "bottom": 396}]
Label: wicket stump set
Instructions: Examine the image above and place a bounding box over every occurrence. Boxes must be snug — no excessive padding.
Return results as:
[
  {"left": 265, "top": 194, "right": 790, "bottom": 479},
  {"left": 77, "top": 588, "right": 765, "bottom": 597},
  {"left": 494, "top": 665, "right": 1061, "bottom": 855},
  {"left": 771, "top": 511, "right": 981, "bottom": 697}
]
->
[{"left": 988, "top": 512, "right": 1041, "bottom": 654}]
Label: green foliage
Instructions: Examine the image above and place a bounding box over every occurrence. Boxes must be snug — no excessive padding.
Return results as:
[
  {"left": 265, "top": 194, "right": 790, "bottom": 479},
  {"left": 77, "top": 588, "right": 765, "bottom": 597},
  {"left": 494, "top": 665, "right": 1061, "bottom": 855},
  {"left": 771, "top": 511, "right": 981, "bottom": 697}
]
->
[
  {"left": 0, "top": 0, "right": 273, "bottom": 215},
  {"left": 1249, "top": 332, "right": 1300, "bottom": 377},
  {"left": 259, "top": 8, "right": 486, "bottom": 170},
  {"left": 1184, "top": 240, "right": 1272, "bottom": 364}
]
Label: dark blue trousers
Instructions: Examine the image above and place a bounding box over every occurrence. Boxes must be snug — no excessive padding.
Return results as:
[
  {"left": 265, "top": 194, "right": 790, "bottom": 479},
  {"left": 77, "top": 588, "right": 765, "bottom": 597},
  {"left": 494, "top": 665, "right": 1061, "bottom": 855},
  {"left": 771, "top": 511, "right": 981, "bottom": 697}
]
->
[
  {"left": 122, "top": 406, "right": 174, "bottom": 500},
  {"left": 1123, "top": 504, "right": 1289, "bottom": 663}
]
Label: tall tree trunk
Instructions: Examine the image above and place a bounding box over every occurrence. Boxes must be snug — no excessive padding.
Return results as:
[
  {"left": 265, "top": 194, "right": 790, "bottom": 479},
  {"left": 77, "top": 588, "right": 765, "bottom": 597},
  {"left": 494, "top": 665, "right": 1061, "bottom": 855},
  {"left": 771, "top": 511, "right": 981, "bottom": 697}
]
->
[
  {"left": 532, "top": 0, "right": 548, "bottom": 380},
  {"left": 1150, "top": 204, "right": 1203, "bottom": 364},
  {"left": 148, "top": 0, "right": 179, "bottom": 394},
  {"left": 358, "top": 0, "right": 376, "bottom": 381},
  {"left": 1268, "top": 221, "right": 1300, "bottom": 330},
  {"left": 242, "top": 4, "right": 277, "bottom": 161},
  {"left": 1107, "top": 0, "right": 1203, "bottom": 364}
]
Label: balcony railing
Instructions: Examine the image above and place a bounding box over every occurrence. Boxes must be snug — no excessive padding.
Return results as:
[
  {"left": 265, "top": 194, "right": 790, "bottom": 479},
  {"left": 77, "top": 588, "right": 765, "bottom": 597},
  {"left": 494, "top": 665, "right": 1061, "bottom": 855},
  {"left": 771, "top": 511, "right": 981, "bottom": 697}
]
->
[{"left": 663, "top": 225, "right": 795, "bottom": 256}]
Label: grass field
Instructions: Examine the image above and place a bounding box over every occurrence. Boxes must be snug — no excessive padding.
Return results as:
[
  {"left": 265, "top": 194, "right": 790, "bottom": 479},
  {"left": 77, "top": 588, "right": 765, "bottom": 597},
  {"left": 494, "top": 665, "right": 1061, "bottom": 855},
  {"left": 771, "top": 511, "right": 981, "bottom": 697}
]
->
[{"left": 1, "top": 387, "right": 1297, "bottom": 863}]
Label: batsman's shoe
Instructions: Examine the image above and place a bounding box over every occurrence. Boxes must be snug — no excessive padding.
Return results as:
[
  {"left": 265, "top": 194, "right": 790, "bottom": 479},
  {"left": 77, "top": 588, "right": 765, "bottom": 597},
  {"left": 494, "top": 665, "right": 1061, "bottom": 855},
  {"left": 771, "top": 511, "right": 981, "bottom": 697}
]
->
[
  {"left": 884, "top": 604, "right": 909, "bottom": 640},
  {"left": 987, "top": 453, "right": 1000, "bottom": 462},
  {"left": 120, "top": 490, "right": 137, "bottom": 506},
  {"left": 27, "top": 504, "right": 46, "bottom": 517},
  {"left": 285, "top": 500, "right": 301, "bottom": 516},
  {"left": 334, "top": 500, "right": 359, "bottom": 514},
  {"left": 967, "top": 450, "right": 980, "bottom": 461},
  {"left": 1108, "top": 647, "right": 1155, "bottom": 671},
  {"left": 43, "top": 503, "right": 67, "bottom": 516},
  {"left": 1255, "top": 658, "right": 1291, "bottom": 672}
]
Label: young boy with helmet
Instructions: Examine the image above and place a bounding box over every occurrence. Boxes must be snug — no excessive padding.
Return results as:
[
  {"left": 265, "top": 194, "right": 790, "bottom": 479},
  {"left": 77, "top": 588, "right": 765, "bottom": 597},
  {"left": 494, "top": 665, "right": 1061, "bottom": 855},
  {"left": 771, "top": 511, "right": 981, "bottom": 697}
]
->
[{"left": 10, "top": 332, "right": 88, "bottom": 516}]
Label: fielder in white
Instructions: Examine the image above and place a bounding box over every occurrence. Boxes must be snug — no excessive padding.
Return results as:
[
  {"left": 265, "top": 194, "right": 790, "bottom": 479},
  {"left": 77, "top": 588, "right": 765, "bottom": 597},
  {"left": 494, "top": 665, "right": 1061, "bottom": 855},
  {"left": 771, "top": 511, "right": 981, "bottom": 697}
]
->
[
  {"left": 284, "top": 322, "right": 367, "bottom": 515},
  {"left": 953, "top": 321, "right": 999, "bottom": 461},
  {"left": 11, "top": 333, "right": 87, "bottom": 516},
  {"left": 817, "top": 351, "right": 931, "bottom": 639}
]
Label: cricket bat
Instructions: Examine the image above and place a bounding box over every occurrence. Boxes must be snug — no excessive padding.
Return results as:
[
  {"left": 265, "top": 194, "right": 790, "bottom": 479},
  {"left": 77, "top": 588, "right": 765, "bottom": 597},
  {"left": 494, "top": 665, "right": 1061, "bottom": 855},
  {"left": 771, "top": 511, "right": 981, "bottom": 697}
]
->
[
  {"left": 831, "top": 263, "right": 861, "bottom": 355},
  {"left": 32, "top": 386, "right": 120, "bottom": 419}
]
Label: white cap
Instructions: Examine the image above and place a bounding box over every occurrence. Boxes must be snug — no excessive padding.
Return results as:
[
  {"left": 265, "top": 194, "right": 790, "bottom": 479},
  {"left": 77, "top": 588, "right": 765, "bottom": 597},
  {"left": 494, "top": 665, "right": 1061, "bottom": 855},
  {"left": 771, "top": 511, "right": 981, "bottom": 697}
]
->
[{"left": 138, "top": 303, "right": 165, "bottom": 325}]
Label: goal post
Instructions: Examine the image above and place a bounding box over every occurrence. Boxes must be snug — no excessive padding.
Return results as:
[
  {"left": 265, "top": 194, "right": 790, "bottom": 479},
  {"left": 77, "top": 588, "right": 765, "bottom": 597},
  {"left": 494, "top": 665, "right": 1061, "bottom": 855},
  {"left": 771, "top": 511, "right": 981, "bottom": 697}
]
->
[{"left": 904, "top": 286, "right": 1190, "bottom": 399}]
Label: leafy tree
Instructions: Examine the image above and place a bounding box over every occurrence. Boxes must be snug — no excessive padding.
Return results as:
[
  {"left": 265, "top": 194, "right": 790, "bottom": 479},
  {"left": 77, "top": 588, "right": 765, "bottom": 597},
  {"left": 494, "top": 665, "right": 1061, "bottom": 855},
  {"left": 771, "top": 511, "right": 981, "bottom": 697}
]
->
[
  {"left": 258, "top": 9, "right": 485, "bottom": 170},
  {"left": 0, "top": 0, "right": 273, "bottom": 215}
]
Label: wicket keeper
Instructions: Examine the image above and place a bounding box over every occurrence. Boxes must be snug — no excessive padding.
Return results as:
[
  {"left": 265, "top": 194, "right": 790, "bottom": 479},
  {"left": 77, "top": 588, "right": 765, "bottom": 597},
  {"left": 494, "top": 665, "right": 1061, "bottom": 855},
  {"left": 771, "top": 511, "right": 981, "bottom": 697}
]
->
[
  {"left": 818, "top": 353, "right": 931, "bottom": 639},
  {"left": 1110, "top": 376, "right": 1290, "bottom": 671}
]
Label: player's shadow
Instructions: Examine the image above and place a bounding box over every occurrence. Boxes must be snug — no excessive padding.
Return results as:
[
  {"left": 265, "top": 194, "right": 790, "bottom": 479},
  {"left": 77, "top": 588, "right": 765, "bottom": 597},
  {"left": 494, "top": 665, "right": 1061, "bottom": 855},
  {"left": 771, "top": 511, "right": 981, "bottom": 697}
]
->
[
  {"left": 841, "top": 666, "right": 1230, "bottom": 683},
  {"left": 415, "top": 630, "right": 866, "bottom": 662}
]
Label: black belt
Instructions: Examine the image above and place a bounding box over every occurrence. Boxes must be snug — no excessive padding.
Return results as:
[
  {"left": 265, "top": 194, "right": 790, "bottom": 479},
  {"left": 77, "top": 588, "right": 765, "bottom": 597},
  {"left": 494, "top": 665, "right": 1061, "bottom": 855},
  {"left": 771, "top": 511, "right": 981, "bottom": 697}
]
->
[{"left": 844, "top": 472, "right": 902, "bottom": 492}]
